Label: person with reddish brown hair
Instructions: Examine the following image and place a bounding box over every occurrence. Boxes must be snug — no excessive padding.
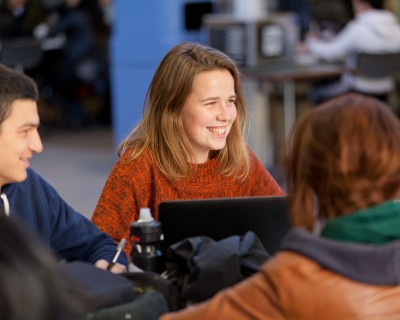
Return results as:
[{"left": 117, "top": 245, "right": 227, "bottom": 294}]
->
[{"left": 160, "top": 93, "right": 400, "bottom": 319}]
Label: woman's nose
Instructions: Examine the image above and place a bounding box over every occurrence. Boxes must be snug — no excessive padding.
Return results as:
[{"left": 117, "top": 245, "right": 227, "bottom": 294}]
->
[{"left": 217, "top": 104, "right": 229, "bottom": 121}]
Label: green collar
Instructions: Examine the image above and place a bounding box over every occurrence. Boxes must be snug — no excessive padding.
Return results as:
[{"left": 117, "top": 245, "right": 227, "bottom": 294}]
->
[{"left": 321, "top": 200, "right": 400, "bottom": 245}]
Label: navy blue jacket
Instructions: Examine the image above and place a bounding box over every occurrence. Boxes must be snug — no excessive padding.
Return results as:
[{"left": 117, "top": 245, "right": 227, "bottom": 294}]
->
[{"left": 0, "top": 168, "right": 128, "bottom": 267}]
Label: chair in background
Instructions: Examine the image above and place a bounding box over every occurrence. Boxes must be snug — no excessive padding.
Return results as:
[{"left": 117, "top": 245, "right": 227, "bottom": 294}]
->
[
  {"left": 353, "top": 52, "right": 400, "bottom": 105},
  {"left": 0, "top": 37, "right": 61, "bottom": 125},
  {"left": 0, "top": 37, "right": 43, "bottom": 72},
  {"left": 356, "top": 52, "right": 400, "bottom": 78}
]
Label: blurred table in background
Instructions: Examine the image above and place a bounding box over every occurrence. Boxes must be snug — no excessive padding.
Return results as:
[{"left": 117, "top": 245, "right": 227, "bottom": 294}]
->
[
  {"left": 242, "top": 57, "right": 343, "bottom": 168},
  {"left": 242, "top": 57, "right": 343, "bottom": 138}
]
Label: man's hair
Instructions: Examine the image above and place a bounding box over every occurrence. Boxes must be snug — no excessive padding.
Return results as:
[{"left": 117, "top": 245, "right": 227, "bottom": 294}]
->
[
  {"left": 118, "top": 42, "right": 250, "bottom": 181},
  {"left": 285, "top": 93, "right": 400, "bottom": 230},
  {"left": 0, "top": 64, "right": 39, "bottom": 125},
  {"left": 362, "top": 0, "right": 384, "bottom": 9}
]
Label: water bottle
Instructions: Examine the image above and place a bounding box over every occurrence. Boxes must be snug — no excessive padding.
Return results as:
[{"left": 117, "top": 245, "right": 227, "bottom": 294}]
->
[{"left": 130, "top": 208, "right": 165, "bottom": 274}]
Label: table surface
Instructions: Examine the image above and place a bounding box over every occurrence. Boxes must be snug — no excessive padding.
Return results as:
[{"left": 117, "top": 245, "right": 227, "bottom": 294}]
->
[
  {"left": 241, "top": 58, "right": 344, "bottom": 82},
  {"left": 240, "top": 57, "right": 344, "bottom": 163}
]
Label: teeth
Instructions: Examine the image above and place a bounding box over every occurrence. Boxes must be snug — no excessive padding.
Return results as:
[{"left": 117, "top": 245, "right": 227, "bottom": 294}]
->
[{"left": 208, "top": 127, "right": 226, "bottom": 135}]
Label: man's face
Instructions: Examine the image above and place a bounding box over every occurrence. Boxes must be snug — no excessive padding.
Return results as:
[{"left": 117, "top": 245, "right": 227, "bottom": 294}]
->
[{"left": 0, "top": 99, "right": 43, "bottom": 188}]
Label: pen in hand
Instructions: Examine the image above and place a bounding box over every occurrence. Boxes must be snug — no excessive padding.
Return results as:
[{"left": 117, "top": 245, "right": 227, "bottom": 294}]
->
[{"left": 107, "top": 238, "right": 127, "bottom": 271}]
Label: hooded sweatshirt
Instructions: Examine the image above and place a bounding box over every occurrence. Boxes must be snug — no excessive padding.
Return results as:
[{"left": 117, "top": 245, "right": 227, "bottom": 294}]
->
[
  {"left": 0, "top": 168, "right": 128, "bottom": 267},
  {"left": 307, "top": 9, "right": 400, "bottom": 93}
]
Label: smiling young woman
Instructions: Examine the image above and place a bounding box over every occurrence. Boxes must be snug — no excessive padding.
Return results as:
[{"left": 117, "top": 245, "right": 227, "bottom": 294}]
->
[{"left": 91, "top": 42, "right": 284, "bottom": 257}]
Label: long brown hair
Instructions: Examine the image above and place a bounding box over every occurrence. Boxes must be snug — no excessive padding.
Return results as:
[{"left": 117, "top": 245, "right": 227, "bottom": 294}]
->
[
  {"left": 286, "top": 93, "right": 400, "bottom": 230},
  {"left": 118, "top": 42, "right": 249, "bottom": 181}
]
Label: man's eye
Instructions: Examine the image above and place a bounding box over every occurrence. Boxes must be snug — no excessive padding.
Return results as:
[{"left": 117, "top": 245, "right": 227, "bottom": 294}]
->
[{"left": 21, "top": 128, "right": 33, "bottom": 135}]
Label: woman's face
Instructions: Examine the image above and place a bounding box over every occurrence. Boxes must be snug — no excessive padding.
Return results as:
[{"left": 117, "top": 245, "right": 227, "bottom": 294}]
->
[{"left": 181, "top": 69, "right": 237, "bottom": 163}]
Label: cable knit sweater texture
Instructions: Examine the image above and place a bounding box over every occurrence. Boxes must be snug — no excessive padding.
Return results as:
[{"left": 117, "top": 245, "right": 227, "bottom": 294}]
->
[{"left": 91, "top": 148, "right": 284, "bottom": 256}]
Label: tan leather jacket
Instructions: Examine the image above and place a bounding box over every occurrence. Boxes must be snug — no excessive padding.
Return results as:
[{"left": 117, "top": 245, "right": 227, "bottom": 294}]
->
[{"left": 161, "top": 228, "right": 400, "bottom": 319}]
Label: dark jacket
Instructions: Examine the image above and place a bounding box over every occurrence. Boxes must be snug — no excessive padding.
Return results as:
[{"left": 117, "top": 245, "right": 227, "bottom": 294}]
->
[
  {"left": 162, "top": 228, "right": 400, "bottom": 319},
  {"left": 0, "top": 168, "right": 128, "bottom": 266},
  {"left": 0, "top": 0, "right": 46, "bottom": 38}
]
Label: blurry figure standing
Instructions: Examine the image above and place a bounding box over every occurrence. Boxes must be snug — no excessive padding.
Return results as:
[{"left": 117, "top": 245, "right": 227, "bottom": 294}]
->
[
  {"left": 37, "top": 0, "right": 105, "bottom": 127},
  {"left": 0, "top": 0, "right": 45, "bottom": 38},
  {"left": 305, "top": 0, "right": 400, "bottom": 104}
]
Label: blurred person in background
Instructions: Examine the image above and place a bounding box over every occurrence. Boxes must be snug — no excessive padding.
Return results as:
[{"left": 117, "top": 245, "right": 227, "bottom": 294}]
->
[
  {"left": 0, "top": 0, "right": 45, "bottom": 38},
  {"left": 34, "top": 0, "right": 106, "bottom": 127},
  {"left": 277, "top": 0, "right": 311, "bottom": 40},
  {"left": 304, "top": 0, "right": 400, "bottom": 104}
]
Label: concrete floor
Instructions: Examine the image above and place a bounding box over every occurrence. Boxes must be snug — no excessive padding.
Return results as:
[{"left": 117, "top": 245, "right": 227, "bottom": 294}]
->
[{"left": 30, "top": 126, "right": 117, "bottom": 219}]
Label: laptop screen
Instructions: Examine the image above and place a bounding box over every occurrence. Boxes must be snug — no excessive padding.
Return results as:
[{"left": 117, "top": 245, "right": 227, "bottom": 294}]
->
[{"left": 158, "top": 196, "right": 291, "bottom": 255}]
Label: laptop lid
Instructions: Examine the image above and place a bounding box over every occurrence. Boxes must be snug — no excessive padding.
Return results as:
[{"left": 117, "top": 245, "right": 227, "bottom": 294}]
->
[{"left": 158, "top": 196, "right": 291, "bottom": 255}]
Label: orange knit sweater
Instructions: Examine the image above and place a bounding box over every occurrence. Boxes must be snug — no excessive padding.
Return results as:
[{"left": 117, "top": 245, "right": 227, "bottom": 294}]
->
[{"left": 91, "top": 148, "right": 284, "bottom": 257}]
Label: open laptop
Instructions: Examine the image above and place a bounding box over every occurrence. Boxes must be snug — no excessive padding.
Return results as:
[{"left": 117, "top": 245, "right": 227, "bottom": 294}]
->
[{"left": 158, "top": 196, "right": 291, "bottom": 255}]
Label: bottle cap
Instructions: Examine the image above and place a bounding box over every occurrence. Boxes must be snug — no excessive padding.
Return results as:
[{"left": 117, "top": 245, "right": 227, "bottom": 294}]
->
[{"left": 137, "top": 208, "right": 153, "bottom": 222}]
